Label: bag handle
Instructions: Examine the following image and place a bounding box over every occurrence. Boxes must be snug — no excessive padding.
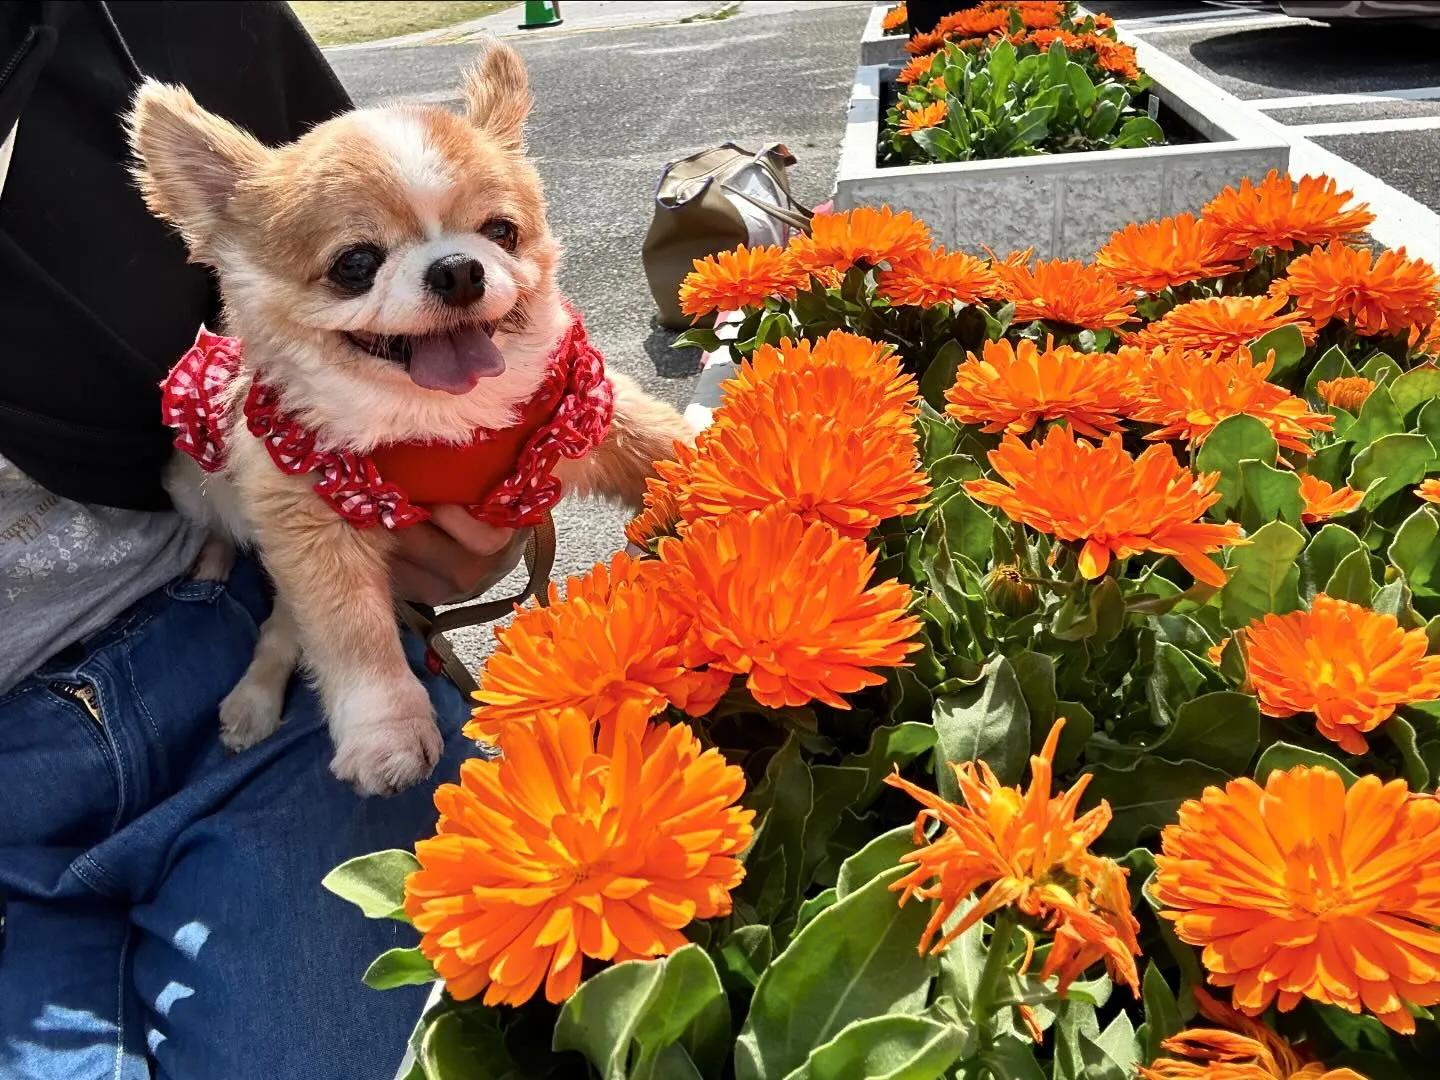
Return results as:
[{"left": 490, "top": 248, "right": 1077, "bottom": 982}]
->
[
  {"left": 720, "top": 182, "right": 815, "bottom": 235},
  {"left": 404, "top": 512, "right": 558, "bottom": 694}
]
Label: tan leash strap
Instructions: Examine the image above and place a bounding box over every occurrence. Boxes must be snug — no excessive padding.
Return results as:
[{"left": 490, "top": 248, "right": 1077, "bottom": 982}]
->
[{"left": 403, "top": 513, "right": 558, "bottom": 694}]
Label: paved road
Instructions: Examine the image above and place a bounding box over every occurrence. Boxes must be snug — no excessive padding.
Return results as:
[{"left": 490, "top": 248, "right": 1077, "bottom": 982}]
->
[
  {"left": 1094, "top": 1, "right": 1440, "bottom": 212},
  {"left": 328, "top": 1, "right": 870, "bottom": 664}
]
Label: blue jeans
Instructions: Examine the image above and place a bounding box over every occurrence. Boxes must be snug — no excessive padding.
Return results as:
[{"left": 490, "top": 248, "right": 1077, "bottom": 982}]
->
[{"left": 0, "top": 557, "right": 472, "bottom": 1079}]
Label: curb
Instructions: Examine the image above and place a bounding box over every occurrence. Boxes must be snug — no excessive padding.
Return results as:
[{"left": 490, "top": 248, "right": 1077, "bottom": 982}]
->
[{"left": 683, "top": 311, "right": 742, "bottom": 432}]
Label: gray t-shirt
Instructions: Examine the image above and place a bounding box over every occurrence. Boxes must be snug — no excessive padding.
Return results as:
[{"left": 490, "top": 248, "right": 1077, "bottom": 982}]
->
[{"left": 0, "top": 452, "right": 208, "bottom": 692}]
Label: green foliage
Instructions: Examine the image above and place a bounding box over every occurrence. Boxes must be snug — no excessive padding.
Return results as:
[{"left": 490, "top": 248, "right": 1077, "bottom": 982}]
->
[{"left": 883, "top": 31, "right": 1161, "bottom": 166}]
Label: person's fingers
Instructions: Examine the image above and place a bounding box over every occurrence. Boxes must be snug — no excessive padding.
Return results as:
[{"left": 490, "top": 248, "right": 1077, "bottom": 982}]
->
[{"left": 426, "top": 505, "right": 517, "bottom": 557}]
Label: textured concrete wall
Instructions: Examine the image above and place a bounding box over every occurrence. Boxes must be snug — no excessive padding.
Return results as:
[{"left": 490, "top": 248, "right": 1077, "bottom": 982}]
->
[{"left": 859, "top": 4, "right": 908, "bottom": 66}]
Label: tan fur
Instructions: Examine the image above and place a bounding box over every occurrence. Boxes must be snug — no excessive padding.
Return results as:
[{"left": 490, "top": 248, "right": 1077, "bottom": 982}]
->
[{"left": 128, "top": 44, "right": 690, "bottom": 795}]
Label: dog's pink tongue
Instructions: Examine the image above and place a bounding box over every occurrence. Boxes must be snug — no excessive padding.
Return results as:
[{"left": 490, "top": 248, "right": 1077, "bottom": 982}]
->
[{"left": 407, "top": 327, "right": 506, "bottom": 394}]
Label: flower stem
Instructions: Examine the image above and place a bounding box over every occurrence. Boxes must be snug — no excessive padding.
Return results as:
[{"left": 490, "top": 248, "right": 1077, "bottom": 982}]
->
[{"left": 972, "top": 912, "right": 1018, "bottom": 1045}]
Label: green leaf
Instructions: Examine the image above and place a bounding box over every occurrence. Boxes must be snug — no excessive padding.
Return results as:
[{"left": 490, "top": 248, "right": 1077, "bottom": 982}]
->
[
  {"left": 1065, "top": 62, "right": 1097, "bottom": 112},
  {"left": 1324, "top": 547, "right": 1375, "bottom": 606},
  {"left": 1391, "top": 367, "right": 1440, "bottom": 419},
  {"left": 672, "top": 327, "right": 724, "bottom": 352},
  {"left": 736, "top": 735, "right": 812, "bottom": 924},
  {"left": 734, "top": 867, "right": 935, "bottom": 1080},
  {"left": 1220, "top": 520, "right": 1306, "bottom": 628},
  {"left": 1300, "top": 523, "right": 1365, "bottom": 602},
  {"left": 1142, "top": 963, "right": 1184, "bottom": 1064},
  {"left": 780, "top": 1014, "right": 964, "bottom": 1080},
  {"left": 1251, "top": 325, "right": 1307, "bottom": 384},
  {"left": 1348, "top": 433, "right": 1437, "bottom": 509},
  {"left": 934, "top": 904, "right": 986, "bottom": 1008},
  {"left": 1343, "top": 384, "right": 1405, "bottom": 449},
  {"left": 1084, "top": 758, "right": 1231, "bottom": 849},
  {"left": 1113, "top": 114, "right": 1164, "bottom": 147},
  {"left": 362, "top": 947, "right": 436, "bottom": 991},
  {"left": 937, "top": 488, "right": 997, "bottom": 569},
  {"left": 1304, "top": 345, "right": 1355, "bottom": 400},
  {"left": 1148, "top": 642, "right": 1205, "bottom": 725},
  {"left": 932, "top": 655, "right": 1031, "bottom": 796},
  {"left": 1386, "top": 716, "right": 1430, "bottom": 790},
  {"left": 837, "top": 826, "right": 913, "bottom": 899},
  {"left": 1237, "top": 459, "right": 1304, "bottom": 532},
  {"left": 1359, "top": 351, "right": 1403, "bottom": 384},
  {"left": 1085, "top": 98, "right": 1121, "bottom": 138},
  {"left": 795, "top": 888, "right": 838, "bottom": 937},
  {"left": 1148, "top": 692, "right": 1261, "bottom": 776},
  {"left": 981, "top": 1034, "right": 1048, "bottom": 1080},
  {"left": 840, "top": 723, "right": 940, "bottom": 803},
  {"left": 1196, "top": 415, "right": 1278, "bottom": 518},
  {"left": 1254, "top": 741, "right": 1360, "bottom": 787},
  {"left": 322, "top": 849, "right": 420, "bottom": 921},
  {"left": 718, "top": 925, "right": 774, "bottom": 992},
  {"left": 920, "top": 339, "right": 968, "bottom": 410},
  {"left": 1082, "top": 1011, "right": 1141, "bottom": 1079},
  {"left": 1390, "top": 506, "right": 1440, "bottom": 599},
  {"left": 552, "top": 945, "right": 729, "bottom": 1080},
  {"left": 1053, "top": 998, "right": 1101, "bottom": 1080},
  {"left": 419, "top": 1009, "right": 518, "bottom": 1080}
]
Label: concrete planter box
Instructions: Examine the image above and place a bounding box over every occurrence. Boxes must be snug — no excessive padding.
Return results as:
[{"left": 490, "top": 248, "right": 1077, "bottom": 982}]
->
[
  {"left": 860, "top": 3, "right": 907, "bottom": 66},
  {"left": 834, "top": 35, "right": 1290, "bottom": 260}
]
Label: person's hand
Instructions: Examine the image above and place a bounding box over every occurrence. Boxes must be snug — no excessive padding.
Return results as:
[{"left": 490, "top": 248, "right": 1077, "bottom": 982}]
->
[{"left": 390, "top": 504, "right": 528, "bottom": 606}]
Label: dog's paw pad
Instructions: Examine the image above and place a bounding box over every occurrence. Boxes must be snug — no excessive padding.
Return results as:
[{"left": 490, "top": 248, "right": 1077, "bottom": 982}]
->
[
  {"left": 330, "top": 713, "right": 443, "bottom": 797},
  {"left": 218, "top": 680, "right": 284, "bottom": 752}
]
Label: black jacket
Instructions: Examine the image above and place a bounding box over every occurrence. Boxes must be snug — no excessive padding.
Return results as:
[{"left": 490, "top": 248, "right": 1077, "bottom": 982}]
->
[{"left": 0, "top": 1, "right": 351, "bottom": 511}]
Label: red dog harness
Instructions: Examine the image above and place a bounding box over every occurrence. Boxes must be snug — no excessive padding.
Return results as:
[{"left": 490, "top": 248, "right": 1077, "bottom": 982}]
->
[{"left": 159, "top": 318, "right": 614, "bottom": 529}]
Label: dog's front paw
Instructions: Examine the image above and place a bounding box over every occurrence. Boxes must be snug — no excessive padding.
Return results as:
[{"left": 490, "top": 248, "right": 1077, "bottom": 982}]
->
[
  {"left": 329, "top": 683, "right": 443, "bottom": 796},
  {"left": 218, "top": 675, "right": 285, "bottom": 752}
]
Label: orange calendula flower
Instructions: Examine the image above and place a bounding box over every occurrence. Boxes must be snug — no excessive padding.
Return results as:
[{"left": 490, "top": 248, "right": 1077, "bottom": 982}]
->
[
  {"left": 896, "top": 51, "right": 937, "bottom": 85},
  {"left": 1137, "top": 294, "right": 1313, "bottom": 357},
  {"left": 1138, "top": 989, "right": 1366, "bottom": 1079},
  {"left": 677, "top": 243, "right": 804, "bottom": 320},
  {"left": 624, "top": 477, "right": 682, "bottom": 549},
  {"left": 407, "top": 702, "right": 754, "bottom": 1007},
  {"left": 788, "top": 206, "right": 932, "bottom": 279},
  {"left": 468, "top": 553, "right": 730, "bottom": 742},
  {"left": 944, "top": 337, "right": 1141, "bottom": 438},
  {"left": 1316, "top": 375, "right": 1375, "bottom": 413},
  {"left": 1132, "top": 345, "right": 1333, "bottom": 454},
  {"left": 1095, "top": 213, "right": 1242, "bottom": 293},
  {"left": 965, "top": 427, "right": 1245, "bottom": 586},
  {"left": 1154, "top": 764, "right": 1440, "bottom": 1034},
  {"left": 1242, "top": 593, "right": 1440, "bottom": 754},
  {"left": 935, "top": 7, "right": 1007, "bottom": 38},
  {"left": 885, "top": 720, "right": 1142, "bottom": 995},
  {"left": 1298, "top": 474, "right": 1364, "bottom": 523},
  {"left": 876, "top": 245, "right": 1000, "bottom": 307},
  {"left": 994, "top": 256, "right": 1137, "bottom": 330},
  {"left": 898, "top": 100, "right": 947, "bottom": 135},
  {"left": 1202, "top": 171, "right": 1375, "bottom": 255},
  {"left": 907, "top": 27, "right": 946, "bottom": 54},
  {"left": 1092, "top": 37, "right": 1141, "bottom": 81},
  {"left": 1418, "top": 478, "right": 1440, "bottom": 503},
  {"left": 882, "top": 1, "right": 907, "bottom": 32},
  {"left": 722, "top": 331, "right": 914, "bottom": 419},
  {"left": 1273, "top": 242, "right": 1440, "bottom": 338},
  {"left": 660, "top": 506, "right": 921, "bottom": 710},
  {"left": 673, "top": 355, "right": 929, "bottom": 537}
]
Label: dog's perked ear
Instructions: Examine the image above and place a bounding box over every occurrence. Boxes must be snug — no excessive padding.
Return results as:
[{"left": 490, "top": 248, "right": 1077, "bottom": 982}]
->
[
  {"left": 125, "top": 80, "right": 270, "bottom": 260},
  {"left": 462, "top": 44, "right": 532, "bottom": 152}
]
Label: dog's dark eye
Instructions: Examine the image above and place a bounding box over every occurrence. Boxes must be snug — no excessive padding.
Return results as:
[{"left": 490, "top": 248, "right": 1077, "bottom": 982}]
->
[
  {"left": 480, "top": 219, "right": 518, "bottom": 252},
  {"left": 328, "top": 246, "right": 384, "bottom": 292}
]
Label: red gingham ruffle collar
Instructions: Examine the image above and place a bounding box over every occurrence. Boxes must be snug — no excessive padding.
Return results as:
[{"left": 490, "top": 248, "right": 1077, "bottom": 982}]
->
[{"left": 158, "top": 318, "right": 614, "bottom": 530}]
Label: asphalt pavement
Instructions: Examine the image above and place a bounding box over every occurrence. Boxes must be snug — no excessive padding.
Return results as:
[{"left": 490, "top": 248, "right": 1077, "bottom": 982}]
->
[
  {"left": 327, "top": 1, "right": 871, "bottom": 665},
  {"left": 1094, "top": 1, "right": 1440, "bottom": 214}
]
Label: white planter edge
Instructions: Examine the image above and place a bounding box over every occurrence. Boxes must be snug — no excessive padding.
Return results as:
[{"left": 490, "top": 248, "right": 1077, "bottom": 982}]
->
[{"left": 860, "top": 3, "right": 908, "bottom": 67}]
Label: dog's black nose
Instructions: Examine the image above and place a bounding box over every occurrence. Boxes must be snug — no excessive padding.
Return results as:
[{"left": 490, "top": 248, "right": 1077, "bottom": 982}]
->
[{"left": 424, "top": 255, "right": 485, "bottom": 307}]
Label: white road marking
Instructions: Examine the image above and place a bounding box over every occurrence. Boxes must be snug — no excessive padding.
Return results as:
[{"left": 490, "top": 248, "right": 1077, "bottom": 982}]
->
[
  {"left": 1120, "top": 14, "right": 1300, "bottom": 35},
  {"left": 1288, "top": 115, "right": 1440, "bottom": 137},
  {"left": 1252, "top": 87, "right": 1440, "bottom": 111}
]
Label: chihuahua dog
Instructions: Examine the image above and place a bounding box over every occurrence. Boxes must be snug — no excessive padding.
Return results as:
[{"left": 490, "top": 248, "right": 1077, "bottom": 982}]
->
[{"left": 128, "top": 45, "right": 691, "bottom": 795}]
